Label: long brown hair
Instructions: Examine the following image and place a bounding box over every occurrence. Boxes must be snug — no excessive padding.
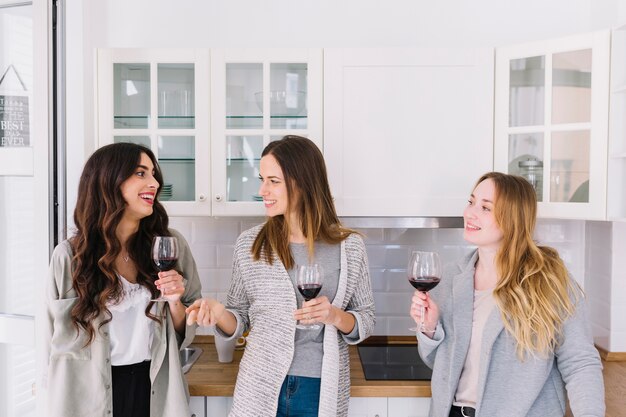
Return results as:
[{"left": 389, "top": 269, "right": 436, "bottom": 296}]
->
[
  {"left": 252, "top": 135, "right": 354, "bottom": 269},
  {"left": 478, "top": 172, "right": 580, "bottom": 358},
  {"left": 70, "top": 143, "right": 169, "bottom": 345}
]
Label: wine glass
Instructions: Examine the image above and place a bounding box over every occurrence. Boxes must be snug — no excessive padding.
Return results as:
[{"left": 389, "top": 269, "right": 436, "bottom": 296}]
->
[
  {"left": 151, "top": 236, "right": 179, "bottom": 302},
  {"left": 296, "top": 264, "right": 324, "bottom": 330},
  {"left": 408, "top": 251, "right": 442, "bottom": 332}
]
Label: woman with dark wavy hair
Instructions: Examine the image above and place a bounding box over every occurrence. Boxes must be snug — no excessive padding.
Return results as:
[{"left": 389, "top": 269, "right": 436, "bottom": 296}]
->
[
  {"left": 42, "top": 143, "right": 202, "bottom": 417},
  {"left": 186, "top": 135, "right": 375, "bottom": 417}
]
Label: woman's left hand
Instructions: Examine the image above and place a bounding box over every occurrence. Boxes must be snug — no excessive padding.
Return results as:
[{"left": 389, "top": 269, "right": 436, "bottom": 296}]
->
[
  {"left": 294, "top": 296, "right": 338, "bottom": 326},
  {"left": 155, "top": 270, "right": 185, "bottom": 303}
]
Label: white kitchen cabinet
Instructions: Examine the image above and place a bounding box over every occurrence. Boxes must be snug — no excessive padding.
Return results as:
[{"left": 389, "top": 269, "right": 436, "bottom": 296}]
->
[
  {"left": 494, "top": 31, "right": 611, "bottom": 220},
  {"left": 608, "top": 25, "right": 626, "bottom": 222},
  {"left": 323, "top": 48, "right": 494, "bottom": 217},
  {"left": 189, "top": 396, "right": 205, "bottom": 417},
  {"left": 387, "top": 398, "right": 431, "bottom": 417},
  {"left": 210, "top": 48, "right": 323, "bottom": 216},
  {"left": 96, "top": 48, "right": 211, "bottom": 216},
  {"left": 348, "top": 397, "right": 388, "bottom": 417}
]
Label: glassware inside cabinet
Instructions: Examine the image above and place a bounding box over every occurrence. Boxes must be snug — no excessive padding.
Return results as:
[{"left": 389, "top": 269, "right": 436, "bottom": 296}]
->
[
  {"left": 114, "top": 63, "right": 150, "bottom": 129},
  {"left": 509, "top": 56, "right": 544, "bottom": 127},
  {"left": 550, "top": 130, "right": 590, "bottom": 203},
  {"left": 226, "top": 135, "right": 263, "bottom": 202},
  {"left": 114, "top": 135, "right": 151, "bottom": 148},
  {"left": 158, "top": 63, "right": 195, "bottom": 129},
  {"left": 269, "top": 63, "right": 307, "bottom": 129},
  {"left": 552, "top": 49, "right": 591, "bottom": 125},
  {"left": 226, "top": 64, "right": 263, "bottom": 129},
  {"left": 158, "top": 135, "right": 195, "bottom": 202},
  {"left": 508, "top": 132, "right": 544, "bottom": 201}
]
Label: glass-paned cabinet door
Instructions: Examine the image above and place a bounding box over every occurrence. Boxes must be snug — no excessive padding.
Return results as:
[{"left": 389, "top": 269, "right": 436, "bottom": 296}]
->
[
  {"left": 211, "top": 49, "right": 322, "bottom": 216},
  {"left": 97, "top": 49, "right": 210, "bottom": 216},
  {"left": 494, "top": 31, "right": 610, "bottom": 219}
]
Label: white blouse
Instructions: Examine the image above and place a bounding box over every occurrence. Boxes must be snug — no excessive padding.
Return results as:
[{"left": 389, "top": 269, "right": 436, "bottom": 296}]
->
[{"left": 107, "top": 275, "right": 155, "bottom": 366}]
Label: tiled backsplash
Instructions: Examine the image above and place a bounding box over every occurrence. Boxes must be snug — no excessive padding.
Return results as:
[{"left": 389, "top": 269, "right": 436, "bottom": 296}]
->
[{"left": 170, "top": 217, "right": 590, "bottom": 337}]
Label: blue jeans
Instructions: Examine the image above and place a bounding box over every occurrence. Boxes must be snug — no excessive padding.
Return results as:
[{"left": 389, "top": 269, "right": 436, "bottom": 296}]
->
[{"left": 276, "top": 375, "right": 321, "bottom": 417}]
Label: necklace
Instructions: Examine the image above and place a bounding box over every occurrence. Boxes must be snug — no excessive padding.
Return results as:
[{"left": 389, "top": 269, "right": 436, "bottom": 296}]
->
[{"left": 122, "top": 253, "right": 129, "bottom": 263}]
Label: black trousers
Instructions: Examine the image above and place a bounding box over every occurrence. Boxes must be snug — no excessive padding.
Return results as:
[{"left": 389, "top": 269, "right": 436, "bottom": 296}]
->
[
  {"left": 112, "top": 360, "right": 151, "bottom": 417},
  {"left": 449, "top": 405, "right": 476, "bottom": 417}
]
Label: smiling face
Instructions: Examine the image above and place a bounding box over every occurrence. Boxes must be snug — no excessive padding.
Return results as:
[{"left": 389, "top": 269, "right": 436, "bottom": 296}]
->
[
  {"left": 120, "top": 152, "right": 159, "bottom": 222},
  {"left": 258, "top": 153, "right": 292, "bottom": 218},
  {"left": 463, "top": 178, "right": 504, "bottom": 250}
]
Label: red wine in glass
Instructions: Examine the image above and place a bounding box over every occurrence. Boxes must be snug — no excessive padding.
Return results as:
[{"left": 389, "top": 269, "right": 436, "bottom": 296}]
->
[
  {"left": 152, "top": 236, "right": 179, "bottom": 302},
  {"left": 408, "top": 277, "right": 441, "bottom": 292},
  {"left": 408, "top": 251, "right": 442, "bottom": 332},
  {"left": 296, "top": 264, "right": 323, "bottom": 330},
  {"left": 298, "top": 283, "right": 322, "bottom": 301}
]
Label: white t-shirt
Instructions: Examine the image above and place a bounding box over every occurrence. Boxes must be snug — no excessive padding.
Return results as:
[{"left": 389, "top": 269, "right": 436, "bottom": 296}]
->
[
  {"left": 453, "top": 288, "right": 496, "bottom": 408},
  {"left": 107, "top": 275, "right": 155, "bottom": 366}
]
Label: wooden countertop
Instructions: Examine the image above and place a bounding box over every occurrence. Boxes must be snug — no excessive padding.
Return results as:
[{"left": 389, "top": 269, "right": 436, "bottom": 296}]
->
[{"left": 186, "top": 336, "right": 431, "bottom": 397}]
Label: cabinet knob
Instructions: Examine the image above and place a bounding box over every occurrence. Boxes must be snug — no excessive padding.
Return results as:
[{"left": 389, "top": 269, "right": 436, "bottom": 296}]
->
[
  {"left": 215, "top": 194, "right": 223, "bottom": 202},
  {"left": 198, "top": 194, "right": 206, "bottom": 201}
]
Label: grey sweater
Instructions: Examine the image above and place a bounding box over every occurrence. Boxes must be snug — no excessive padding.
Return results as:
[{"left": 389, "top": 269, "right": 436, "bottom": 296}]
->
[
  {"left": 216, "top": 224, "right": 376, "bottom": 417},
  {"left": 417, "top": 250, "right": 605, "bottom": 417}
]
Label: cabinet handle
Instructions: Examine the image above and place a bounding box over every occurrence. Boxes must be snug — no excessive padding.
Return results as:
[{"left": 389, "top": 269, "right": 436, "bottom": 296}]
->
[
  {"left": 215, "top": 194, "right": 223, "bottom": 202},
  {"left": 198, "top": 194, "right": 206, "bottom": 201}
]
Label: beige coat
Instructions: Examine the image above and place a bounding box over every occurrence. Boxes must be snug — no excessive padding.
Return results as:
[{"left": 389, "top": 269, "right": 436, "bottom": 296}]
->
[{"left": 41, "top": 229, "right": 202, "bottom": 417}]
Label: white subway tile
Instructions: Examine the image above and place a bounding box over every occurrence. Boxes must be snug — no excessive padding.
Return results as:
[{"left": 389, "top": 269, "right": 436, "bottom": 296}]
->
[
  {"left": 198, "top": 268, "right": 232, "bottom": 293},
  {"left": 189, "top": 243, "right": 217, "bottom": 268},
  {"left": 369, "top": 268, "right": 386, "bottom": 292},
  {"left": 216, "top": 245, "right": 235, "bottom": 267},
  {"left": 191, "top": 218, "right": 240, "bottom": 244},
  {"left": 387, "top": 317, "right": 417, "bottom": 336},
  {"left": 168, "top": 217, "right": 193, "bottom": 239},
  {"left": 386, "top": 270, "right": 413, "bottom": 292},
  {"left": 356, "top": 228, "right": 385, "bottom": 243},
  {"left": 374, "top": 292, "right": 412, "bottom": 316},
  {"left": 365, "top": 246, "right": 387, "bottom": 268},
  {"left": 385, "top": 246, "right": 411, "bottom": 269}
]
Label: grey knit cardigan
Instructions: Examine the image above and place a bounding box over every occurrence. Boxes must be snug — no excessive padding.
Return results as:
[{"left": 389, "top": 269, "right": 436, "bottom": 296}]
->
[{"left": 216, "top": 224, "right": 376, "bottom": 417}]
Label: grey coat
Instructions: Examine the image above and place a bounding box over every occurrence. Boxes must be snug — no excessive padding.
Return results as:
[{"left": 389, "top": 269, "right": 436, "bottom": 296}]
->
[
  {"left": 217, "top": 225, "right": 376, "bottom": 417},
  {"left": 41, "top": 229, "right": 202, "bottom": 417},
  {"left": 417, "top": 250, "right": 605, "bottom": 417}
]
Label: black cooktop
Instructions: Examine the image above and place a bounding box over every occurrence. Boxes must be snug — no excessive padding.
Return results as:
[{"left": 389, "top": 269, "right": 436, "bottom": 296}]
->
[{"left": 357, "top": 343, "right": 432, "bottom": 381}]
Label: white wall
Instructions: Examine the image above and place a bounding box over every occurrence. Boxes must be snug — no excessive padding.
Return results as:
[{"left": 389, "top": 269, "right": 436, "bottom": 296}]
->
[{"left": 65, "top": 0, "right": 626, "bottom": 225}]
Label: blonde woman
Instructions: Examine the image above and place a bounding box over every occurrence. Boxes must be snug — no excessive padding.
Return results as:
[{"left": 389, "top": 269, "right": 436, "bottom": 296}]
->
[
  {"left": 410, "top": 172, "right": 604, "bottom": 417},
  {"left": 187, "top": 135, "right": 375, "bottom": 417}
]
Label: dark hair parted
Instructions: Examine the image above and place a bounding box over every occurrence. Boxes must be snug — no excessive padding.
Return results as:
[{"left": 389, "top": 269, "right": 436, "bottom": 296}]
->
[
  {"left": 70, "top": 142, "right": 169, "bottom": 345},
  {"left": 252, "top": 135, "right": 356, "bottom": 269}
]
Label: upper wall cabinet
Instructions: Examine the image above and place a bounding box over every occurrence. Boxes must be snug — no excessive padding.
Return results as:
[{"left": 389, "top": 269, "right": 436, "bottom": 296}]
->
[
  {"left": 324, "top": 48, "right": 494, "bottom": 217},
  {"left": 494, "top": 31, "right": 611, "bottom": 220},
  {"left": 96, "top": 49, "right": 211, "bottom": 216},
  {"left": 96, "top": 48, "right": 322, "bottom": 217},
  {"left": 608, "top": 25, "right": 626, "bottom": 222},
  {"left": 210, "top": 49, "right": 322, "bottom": 216}
]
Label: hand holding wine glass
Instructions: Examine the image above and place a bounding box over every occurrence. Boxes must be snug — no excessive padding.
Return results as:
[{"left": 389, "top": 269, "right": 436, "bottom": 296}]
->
[
  {"left": 152, "top": 236, "right": 180, "bottom": 302},
  {"left": 295, "top": 264, "right": 324, "bottom": 330},
  {"left": 408, "top": 251, "right": 442, "bottom": 332}
]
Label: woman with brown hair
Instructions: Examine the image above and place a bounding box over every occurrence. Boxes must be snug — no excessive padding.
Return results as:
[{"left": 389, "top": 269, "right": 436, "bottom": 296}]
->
[
  {"left": 42, "top": 143, "right": 202, "bottom": 417},
  {"left": 186, "top": 135, "right": 375, "bottom": 417},
  {"left": 410, "top": 172, "right": 604, "bottom": 417}
]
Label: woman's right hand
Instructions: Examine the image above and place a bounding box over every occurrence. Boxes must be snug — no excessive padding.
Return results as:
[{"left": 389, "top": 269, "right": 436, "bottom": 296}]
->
[
  {"left": 185, "top": 298, "right": 226, "bottom": 327},
  {"left": 410, "top": 291, "right": 439, "bottom": 337}
]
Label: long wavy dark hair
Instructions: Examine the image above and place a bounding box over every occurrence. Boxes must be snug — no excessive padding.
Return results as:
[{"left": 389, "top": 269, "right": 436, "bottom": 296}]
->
[
  {"left": 70, "top": 142, "right": 170, "bottom": 345},
  {"left": 252, "top": 135, "right": 355, "bottom": 269}
]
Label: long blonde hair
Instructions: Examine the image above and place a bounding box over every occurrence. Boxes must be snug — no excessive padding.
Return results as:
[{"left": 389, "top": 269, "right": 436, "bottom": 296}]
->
[
  {"left": 252, "top": 136, "right": 355, "bottom": 269},
  {"left": 478, "top": 172, "right": 581, "bottom": 359}
]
